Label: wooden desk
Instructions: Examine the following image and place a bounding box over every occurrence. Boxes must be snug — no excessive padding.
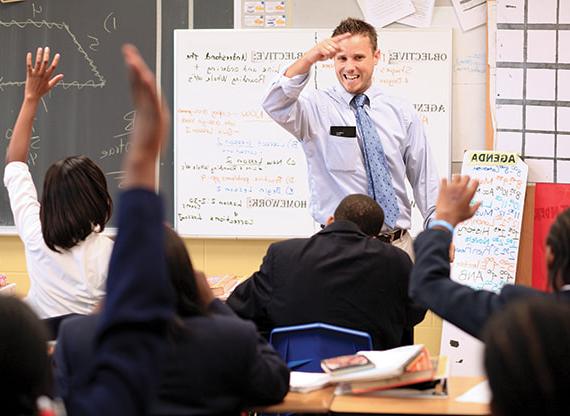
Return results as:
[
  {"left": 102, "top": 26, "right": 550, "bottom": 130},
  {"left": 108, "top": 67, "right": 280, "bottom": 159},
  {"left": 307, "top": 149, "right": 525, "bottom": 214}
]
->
[
  {"left": 254, "top": 386, "right": 336, "bottom": 414},
  {"left": 330, "top": 377, "right": 489, "bottom": 415}
]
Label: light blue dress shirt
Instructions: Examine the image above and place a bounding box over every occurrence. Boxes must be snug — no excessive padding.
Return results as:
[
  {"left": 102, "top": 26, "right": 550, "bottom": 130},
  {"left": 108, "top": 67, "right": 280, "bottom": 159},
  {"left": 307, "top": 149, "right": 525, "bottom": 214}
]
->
[{"left": 262, "top": 70, "right": 439, "bottom": 231}]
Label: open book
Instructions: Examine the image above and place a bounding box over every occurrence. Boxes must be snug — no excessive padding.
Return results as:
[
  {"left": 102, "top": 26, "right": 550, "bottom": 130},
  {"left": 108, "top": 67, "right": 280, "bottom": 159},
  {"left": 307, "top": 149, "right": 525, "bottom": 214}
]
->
[{"left": 290, "top": 344, "right": 433, "bottom": 393}]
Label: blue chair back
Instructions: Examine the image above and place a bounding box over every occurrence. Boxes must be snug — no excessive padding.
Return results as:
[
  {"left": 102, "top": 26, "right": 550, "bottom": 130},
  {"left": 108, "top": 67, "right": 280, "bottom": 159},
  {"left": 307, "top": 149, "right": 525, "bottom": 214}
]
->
[{"left": 269, "top": 322, "right": 372, "bottom": 373}]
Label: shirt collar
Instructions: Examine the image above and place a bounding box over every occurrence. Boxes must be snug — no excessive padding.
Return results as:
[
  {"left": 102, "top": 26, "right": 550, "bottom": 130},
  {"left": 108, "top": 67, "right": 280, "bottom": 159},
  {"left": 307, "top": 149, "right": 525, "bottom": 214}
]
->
[{"left": 334, "top": 83, "right": 383, "bottom": 109}]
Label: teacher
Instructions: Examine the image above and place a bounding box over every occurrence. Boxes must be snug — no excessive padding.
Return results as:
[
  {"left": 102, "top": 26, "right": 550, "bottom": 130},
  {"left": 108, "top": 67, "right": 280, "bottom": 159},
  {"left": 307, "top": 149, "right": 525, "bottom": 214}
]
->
[{"left": 262, "top": 18, "right": 439, "bottom": 257}]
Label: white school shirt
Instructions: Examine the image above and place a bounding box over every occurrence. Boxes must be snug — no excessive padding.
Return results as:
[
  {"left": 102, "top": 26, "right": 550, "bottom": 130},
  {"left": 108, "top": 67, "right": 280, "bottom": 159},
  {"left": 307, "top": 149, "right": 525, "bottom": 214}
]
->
[
  {"left": 262, "top": 70, "right": 439, "bottom": 230},
  {"left": 4, "top": 162, "right": 113, "bottom": 319}
]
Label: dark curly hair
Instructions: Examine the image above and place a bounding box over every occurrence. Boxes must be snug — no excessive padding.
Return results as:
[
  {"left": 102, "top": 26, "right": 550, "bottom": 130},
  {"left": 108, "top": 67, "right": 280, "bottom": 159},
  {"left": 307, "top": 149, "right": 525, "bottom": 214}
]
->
[{"left": 334, "top": 194, "right": 384, "bottom": 236}]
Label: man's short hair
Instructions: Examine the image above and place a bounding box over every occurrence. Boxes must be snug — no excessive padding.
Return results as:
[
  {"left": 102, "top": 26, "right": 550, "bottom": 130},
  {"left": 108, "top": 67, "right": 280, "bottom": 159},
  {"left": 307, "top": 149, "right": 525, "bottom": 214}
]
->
[
  {"left": 334, "top": 194, "right": 384, "bottom": 236},
  {"left": 332, "top": 18, "right": 378, "bottom": 52}
]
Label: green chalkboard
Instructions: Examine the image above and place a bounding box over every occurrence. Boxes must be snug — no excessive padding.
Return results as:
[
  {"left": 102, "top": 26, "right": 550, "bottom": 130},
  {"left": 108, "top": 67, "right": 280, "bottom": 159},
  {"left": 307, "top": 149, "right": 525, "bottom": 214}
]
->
[{"left": 0, "top": 0, "right": 188, "bottom": 227}]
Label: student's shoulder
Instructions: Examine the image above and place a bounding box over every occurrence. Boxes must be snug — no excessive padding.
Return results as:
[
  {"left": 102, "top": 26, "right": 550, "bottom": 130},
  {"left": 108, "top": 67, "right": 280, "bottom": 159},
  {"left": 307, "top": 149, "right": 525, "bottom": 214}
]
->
[
  {"left": 187, "top": 311, "right": 260, "bottom": 346},
  {"left": 268, "top": 237, "right": 310, "bottom": 253},
  {"left": 368, "top": 237, "right": 412, "bottom": 266},
  {"left": 3, "top": 161, "right": 32, "bottom": 186}
]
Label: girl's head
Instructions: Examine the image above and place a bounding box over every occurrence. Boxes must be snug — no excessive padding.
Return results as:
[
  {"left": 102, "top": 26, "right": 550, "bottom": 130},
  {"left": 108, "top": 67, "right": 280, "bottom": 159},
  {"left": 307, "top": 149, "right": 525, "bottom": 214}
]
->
[
  {"left": 546, "top": 208, "right": 570, "bottom": 290},
  {"left": 40, "top": 156, "right": 112, "bottom": 252},
  {"left": 483, "top": 298, "right": 570, "bottom": 416},
  {"left": 0, "top": 296, "right": 51, "bottom": 414},
  {"left": 164, "top": 226, "right": 203, "bottom": 317}
]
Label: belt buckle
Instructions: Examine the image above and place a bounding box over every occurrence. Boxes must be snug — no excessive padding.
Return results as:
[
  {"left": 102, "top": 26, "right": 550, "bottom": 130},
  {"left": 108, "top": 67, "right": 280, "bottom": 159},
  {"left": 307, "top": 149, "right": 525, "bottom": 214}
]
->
[{"left": 380, "top": 229, "right": 402, "bottom": 243}]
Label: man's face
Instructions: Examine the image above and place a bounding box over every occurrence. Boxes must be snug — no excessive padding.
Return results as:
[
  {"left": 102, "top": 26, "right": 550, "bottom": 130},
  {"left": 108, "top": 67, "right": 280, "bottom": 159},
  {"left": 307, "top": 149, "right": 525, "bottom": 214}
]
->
[{"left": 334, "top": 34, "right": 380, "bottom": 95}]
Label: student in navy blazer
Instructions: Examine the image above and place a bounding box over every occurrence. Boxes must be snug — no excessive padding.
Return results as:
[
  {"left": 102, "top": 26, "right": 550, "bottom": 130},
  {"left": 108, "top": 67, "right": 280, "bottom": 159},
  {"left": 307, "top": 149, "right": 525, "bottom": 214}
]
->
[
  {"left": 228, "top": 194, "right": 426, "bottom": 350},
  {"left": 410, "top": 175, "right": 570, "bottom": 340},
  {"left": 55, "top": 226, "right": 289, "bottom": 415}
]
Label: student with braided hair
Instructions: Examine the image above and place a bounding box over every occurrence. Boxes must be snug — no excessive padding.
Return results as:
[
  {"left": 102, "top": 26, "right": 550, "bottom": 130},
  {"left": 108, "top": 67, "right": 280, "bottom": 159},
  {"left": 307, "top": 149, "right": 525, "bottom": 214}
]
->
[{"left": 409, "top": 175, "right": 570, "bottom": 340}]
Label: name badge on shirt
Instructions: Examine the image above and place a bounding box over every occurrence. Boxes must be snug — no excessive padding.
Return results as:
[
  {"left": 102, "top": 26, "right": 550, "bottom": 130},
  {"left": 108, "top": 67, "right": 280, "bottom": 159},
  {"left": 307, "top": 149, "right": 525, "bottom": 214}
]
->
[{"left": 330, "top": 126, "right": 356, "bottom": 138}]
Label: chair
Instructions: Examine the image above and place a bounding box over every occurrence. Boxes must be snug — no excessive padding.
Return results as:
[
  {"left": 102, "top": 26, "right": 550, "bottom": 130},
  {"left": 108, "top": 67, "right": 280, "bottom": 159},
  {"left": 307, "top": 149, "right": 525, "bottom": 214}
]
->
[{"left": 269, "top": 322, "right": 372, "bottom": 373}]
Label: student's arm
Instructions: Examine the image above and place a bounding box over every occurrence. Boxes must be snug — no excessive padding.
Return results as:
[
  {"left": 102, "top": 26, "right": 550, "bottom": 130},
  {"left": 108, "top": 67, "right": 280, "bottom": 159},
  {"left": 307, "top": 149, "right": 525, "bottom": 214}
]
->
[
  {"left": 6, "top": 47, "right": 63, "bottom": 164},
  {"left": 69, "top": 44, "right": 174, "bottom": 416},
  {"left": 409, "top": 176, "right": 506, "bottom": 339},
  {"left": 4, "top": 48, "right": 63, "bottom": 246}
]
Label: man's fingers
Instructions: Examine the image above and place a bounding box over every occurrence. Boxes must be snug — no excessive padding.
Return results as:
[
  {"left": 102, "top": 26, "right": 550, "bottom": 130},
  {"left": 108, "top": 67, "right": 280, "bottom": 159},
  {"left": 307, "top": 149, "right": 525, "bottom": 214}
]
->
[{"left": 331, "top": 32, "right": 352, "bottom": 42}]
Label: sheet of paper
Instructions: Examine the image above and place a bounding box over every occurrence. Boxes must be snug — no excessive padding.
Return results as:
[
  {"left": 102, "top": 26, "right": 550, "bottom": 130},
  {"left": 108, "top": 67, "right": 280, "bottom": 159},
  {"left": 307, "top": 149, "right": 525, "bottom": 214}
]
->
[
  {"left": 289, "top": 371, "right": 331, "bottom": 392},
  {"left": 527, "top": 30, "right": 557, "bottom": 63},
  {"left": 526, "top": 105, "right": 555, "bottom": 131},
  {"left": 357, "top": 0, "right": 415, "bottom": 28},
  {"left": 526, "top": 69, "right": 556, "bottom": 100},
  {"left": 442, "top": 151, "right": 528, "bottom": 376},
  {"left": 398, "top": 0, "right": 435, "bottom": 27},
  {"left": 495, "top": 68, "right": 523, "bottom": 100},
  {"left": 455, "top": 381, "right": 491, "bottom": 404},
  {"left": 497, "top": 0, "right": 523, "bottom": 23},
  {"left": 496, "top": 29, "right": 524, "bottom": 62},
  {"left": 557, "top": 161, "right": 570, "bottom": 183},
  {"left": 451, "top": 0, "right": 486, "bottom": 31}
]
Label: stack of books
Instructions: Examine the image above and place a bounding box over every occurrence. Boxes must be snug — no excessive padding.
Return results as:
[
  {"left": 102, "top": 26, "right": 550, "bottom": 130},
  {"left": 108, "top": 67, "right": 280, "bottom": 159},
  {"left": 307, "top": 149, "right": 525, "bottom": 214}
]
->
[{"left": 289, "top": 345, "right": 448, "bottom": 396}]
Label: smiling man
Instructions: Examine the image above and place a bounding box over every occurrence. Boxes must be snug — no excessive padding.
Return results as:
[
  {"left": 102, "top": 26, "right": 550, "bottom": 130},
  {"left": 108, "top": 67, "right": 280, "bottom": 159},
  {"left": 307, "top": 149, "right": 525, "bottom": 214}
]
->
[{"left": 262, "top": 18, "right": 439, "bottom": 257}]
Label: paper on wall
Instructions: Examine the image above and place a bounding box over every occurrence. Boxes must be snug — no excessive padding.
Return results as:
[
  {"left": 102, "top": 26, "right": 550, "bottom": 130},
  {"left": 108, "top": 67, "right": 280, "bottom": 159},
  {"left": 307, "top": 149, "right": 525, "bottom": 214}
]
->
[
  {"left": 398, "top": 0, "right": 435, "bottom": 28},
  {"left": 450, "top": 0, "right": 486, "bottom": 31},
  {"left": 357, "top": 0, "right": 415, "bottom": 28}
]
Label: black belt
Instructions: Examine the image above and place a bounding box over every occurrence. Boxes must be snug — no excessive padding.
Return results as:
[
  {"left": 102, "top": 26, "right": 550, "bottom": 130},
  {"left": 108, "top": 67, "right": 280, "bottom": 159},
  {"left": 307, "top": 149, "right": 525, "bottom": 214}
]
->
[{"left": 378, "top": 229, "right": 406, "bottom": 243}]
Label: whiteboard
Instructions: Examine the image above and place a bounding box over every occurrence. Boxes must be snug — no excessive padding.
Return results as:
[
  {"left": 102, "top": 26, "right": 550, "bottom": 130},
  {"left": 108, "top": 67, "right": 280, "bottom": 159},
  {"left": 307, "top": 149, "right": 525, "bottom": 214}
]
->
[{"left": 174, "top": 29, "right": 451, "bottom": 238}]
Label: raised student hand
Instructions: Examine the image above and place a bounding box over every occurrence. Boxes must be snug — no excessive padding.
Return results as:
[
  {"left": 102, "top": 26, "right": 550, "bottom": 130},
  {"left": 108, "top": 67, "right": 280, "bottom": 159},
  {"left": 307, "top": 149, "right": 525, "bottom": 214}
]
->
[
  {"left": 121, "top": 43, "right": 170, "bottom": 190},
  {"left": 304, "top": 33, "right": 352, "bottom": 64},
  {"left": 435, "top": 175, "right": 481, "bottom": 227},
  {"left": 25, "top": 47, "right": 64, "bottom": 101}
]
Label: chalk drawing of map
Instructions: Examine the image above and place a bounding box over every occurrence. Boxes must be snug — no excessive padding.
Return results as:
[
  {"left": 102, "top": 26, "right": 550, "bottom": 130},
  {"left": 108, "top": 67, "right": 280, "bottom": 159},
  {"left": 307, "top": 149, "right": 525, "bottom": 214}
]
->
[{"left": 0, "top": 19, "right": 106, "bottom": 90}]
